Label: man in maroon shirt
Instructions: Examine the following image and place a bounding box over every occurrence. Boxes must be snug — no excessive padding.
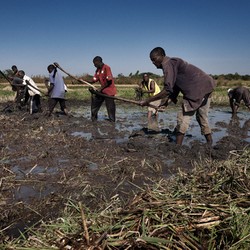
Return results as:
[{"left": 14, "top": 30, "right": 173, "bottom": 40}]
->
[
  {"left": 228, "top": 87, "right": 250, "bottom": 114},
  {"left": 88, "top": 56, "right": 117, "bottom": 122},
  {"left": 140, "top": 47, "right": 216, "bottom": 145}
]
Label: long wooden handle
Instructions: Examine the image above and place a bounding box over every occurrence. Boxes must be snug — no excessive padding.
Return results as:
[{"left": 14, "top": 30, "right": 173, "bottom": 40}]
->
[
  {"left": 89, "top": 88, "right": 159, "bottom": 110},
  {"left": 53, "top": 63, "right": 160, "bottom": 110},
  {"left": 53, "top": 62, "right": 97, "bottom": 90},
  {"left": 0, "top": 70, "right": 12, "bottom": 84}
]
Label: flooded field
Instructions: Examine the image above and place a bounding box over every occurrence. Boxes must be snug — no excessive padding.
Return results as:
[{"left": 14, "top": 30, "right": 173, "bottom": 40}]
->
[
  {"left": 0, "top": 100, "right": 249, "bottom": 238},
  {"left": 71, "top": 104, "right": 250, "bottom": 145}
]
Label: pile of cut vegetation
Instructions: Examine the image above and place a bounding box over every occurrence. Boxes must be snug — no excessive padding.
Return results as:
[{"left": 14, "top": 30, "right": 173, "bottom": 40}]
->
[{"left": 3, "top": 148, "right": 250, "bottom": 250}]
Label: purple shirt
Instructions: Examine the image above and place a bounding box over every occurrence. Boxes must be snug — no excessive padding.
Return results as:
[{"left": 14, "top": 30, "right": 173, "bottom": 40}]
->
[{"left": 162, "top": 57, "right": 216, "bottom": 111}]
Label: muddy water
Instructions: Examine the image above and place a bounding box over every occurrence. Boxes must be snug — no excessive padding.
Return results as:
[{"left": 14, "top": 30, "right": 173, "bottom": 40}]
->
[
  {"left": 71, "top": 105, "right": 250, "bottom": 145},
  {"left": 1, "top": 103, "right": 250, "bottom": 238},
  {"left": 8, "top": 105, "right": 250, "bottom": 205}
]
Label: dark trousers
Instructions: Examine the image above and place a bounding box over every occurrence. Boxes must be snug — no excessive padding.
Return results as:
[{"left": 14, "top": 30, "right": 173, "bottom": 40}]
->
[
  {"left": 29, "top": 94, "right": 41, "bottom": 114},
  {"left": 48, "top": 98, "right": 67, "bottom": 114},
  {"left": 16, "top": 87, "right": 29, "bottom": 106},
  {"left": 91, "top": 94, "right": 116, "bottom": 122}
]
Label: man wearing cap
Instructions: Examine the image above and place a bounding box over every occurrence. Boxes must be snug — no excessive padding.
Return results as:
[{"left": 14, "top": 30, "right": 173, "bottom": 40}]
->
[{"left": 228, "top": 86, "right": 250, "bottom": 114}]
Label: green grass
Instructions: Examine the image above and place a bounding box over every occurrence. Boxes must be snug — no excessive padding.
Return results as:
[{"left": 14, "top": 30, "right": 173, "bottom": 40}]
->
[
  {"left": 0, "top": 81, "right": 250, "bottom": 106},
  {"left": 0, "top": 85, "right": 15, "bottom": 101},
  {"left": 212, "top": 86, "right": 230, "bottom": 106}
]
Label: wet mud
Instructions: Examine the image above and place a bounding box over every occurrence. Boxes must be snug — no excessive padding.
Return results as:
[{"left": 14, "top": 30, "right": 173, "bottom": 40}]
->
[{"left": 0, "top": 100, "right": 249, "bottom": 239}]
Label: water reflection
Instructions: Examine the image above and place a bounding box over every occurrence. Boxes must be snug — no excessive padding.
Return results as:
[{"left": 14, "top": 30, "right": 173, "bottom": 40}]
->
[
  {"left": 70, "top": 106, "right": 250, "bottom": 145},
  {"left": 228, "top": 114, "right": 250, "bottom": 141},
  {"left": 147, "top": 115, "right": 160, "bottom": 132}
]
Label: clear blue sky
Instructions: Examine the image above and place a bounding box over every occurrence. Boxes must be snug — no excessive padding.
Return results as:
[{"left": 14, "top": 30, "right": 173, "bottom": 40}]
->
[{"left": 0, "top": 0, "right": 250, "bottom": 77}]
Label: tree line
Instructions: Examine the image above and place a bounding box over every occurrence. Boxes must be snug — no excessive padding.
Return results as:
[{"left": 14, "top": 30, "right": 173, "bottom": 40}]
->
[{"left": 0, "top": 69, "right": 249, "bottom": 84}]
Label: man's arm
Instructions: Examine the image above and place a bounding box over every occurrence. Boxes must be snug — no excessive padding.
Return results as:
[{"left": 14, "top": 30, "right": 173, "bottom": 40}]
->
[
  {"left": 11, "top": 77, "right": 25, "bottom": 87},
  {"left": 99, "top": 79, "right": 112, "bottom": 92},
  {"left": 47, "top": 82, "right": 54, "bottom": 95},
  {"left": 140, "top": 89, "right": 169, "bottom": 106},
  {"left": 145, "top": 80, "right": 156, "bottom": 94}
]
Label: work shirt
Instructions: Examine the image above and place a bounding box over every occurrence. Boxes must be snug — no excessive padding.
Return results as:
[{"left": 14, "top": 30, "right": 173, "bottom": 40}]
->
[
  {"left": 142, "top": 78, "right": 161, "bottom": 97},
  {"left": 49, "top": 69, "right": 66, "bottom": 99},
  {"left": 161, "top": 56, "right": 216, "bottom": 112},
  {"left": 93, "top": 64, "right": 117, "bottom": 96},
  {"left": 228, "top": 86, "right": 250, "bottom": 107},
  {"left": 23, "top": 75, "right": 40, "bottom": 96}
]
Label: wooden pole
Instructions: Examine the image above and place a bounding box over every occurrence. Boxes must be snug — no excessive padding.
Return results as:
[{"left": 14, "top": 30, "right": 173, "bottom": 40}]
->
[
  {"left": 0, "top": 70, "right": 12, "bottom": 84},
  {"left": 53, "top": 62, "right": 97, "bottom": 90},
  {"left": 89, "top": 88, "right": 160, "bottom": 110}
]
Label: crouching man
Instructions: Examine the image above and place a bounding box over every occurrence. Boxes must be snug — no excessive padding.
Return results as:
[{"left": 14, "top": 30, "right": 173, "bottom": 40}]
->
[{"left": 12, "top": 70, "right": 41, "bottom": 113}]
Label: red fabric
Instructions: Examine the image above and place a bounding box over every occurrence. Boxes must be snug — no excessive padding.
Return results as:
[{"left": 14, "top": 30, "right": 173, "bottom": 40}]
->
[{"left": 93, "top": 64, "right": 117, "bottom": 96}]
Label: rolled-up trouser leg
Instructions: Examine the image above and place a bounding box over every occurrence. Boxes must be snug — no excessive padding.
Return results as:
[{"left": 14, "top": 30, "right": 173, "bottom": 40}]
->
[
  {"left": 105, "top": 97, "right": 116, "bottom": 122},
  {"left": 91, "top": 94, "right": 104, "bottom": 121},
  {"left": 176, "top": 106, "right": 195, "bottom": 134},
  {"left": 196, "top": 97, "right": 212, "bottom": 135}
]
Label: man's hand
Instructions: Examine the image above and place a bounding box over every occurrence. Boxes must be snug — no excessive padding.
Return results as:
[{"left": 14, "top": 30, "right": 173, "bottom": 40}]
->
[
  {"left": 140, "top": 100, "right": 149, "bottom": 106},
  {"left": 88, "top": 87, "right": 96, "bottom": 94},
  {"left": 98, "top": 87, "right": 104, "bottom": 93}
]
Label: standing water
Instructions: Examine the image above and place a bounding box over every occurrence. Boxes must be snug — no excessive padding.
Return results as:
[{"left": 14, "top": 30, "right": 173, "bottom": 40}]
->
[{"left": 71, "top": 104, "right": 250, "bottom": 145}]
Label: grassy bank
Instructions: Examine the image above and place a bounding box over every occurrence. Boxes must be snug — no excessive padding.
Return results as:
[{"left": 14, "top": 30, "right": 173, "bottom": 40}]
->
[
  {"left": 2, "top": 149, "right": 250, "bottom": 249},
  {"left": 1, "top": 80, "right": 250, "bottom": 106}
]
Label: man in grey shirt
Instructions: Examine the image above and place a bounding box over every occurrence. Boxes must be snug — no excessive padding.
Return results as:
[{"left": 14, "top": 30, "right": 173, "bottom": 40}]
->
[
  {"left": 228, "top": 86, "right": 250, "bottom": 114},
  {"left": 47, "top": 64, "right": 68, "bottom": 116},
  {"left": 140, "top": 47, "right": 216, "bottom": 145}
]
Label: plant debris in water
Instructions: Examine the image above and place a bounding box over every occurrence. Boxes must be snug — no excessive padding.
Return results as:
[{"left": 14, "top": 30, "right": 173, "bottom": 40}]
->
[{"left": 2, "top": 149, "right": 250, "bottom": 250}]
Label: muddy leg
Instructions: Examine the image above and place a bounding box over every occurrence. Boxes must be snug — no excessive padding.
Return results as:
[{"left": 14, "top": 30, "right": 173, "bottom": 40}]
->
[
  {"left": 91, "top": 95, "right": 104, "bottom": 121},
  {"left": 204, "top": 133, "right": 213, "bottom": 145},
  {"left": 176, "top": 132, "right": 185, "bottom": 145}
]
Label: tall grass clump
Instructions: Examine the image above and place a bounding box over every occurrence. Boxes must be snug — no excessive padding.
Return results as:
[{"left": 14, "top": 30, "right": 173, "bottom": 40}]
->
[{"left": 0, "top": 85, "right": 15, "bottom": 102}]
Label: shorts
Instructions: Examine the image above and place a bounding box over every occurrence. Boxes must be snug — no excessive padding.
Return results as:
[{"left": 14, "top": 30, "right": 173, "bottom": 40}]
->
[
  {"left": 148, "top": 99, "right": 161, "bottom": 114},
  {"left": 176, "top": 96, "right": 212, "bottom": 135}
]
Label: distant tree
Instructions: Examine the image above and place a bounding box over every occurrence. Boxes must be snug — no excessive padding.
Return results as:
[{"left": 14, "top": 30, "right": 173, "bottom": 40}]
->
[
  {"left": 234, "top": 72, "right": 240, "bottom": 80},
  {"left": 242, "top": 75, "right": 250, "bottom": 81},
  {"left": 117, "top": 73, "right": 124, "bottom": 78}
]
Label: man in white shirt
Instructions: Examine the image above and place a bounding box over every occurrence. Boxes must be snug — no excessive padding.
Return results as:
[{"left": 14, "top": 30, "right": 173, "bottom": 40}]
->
[{"left": 46, "top": 64, "right": 68, "bottom": 116}]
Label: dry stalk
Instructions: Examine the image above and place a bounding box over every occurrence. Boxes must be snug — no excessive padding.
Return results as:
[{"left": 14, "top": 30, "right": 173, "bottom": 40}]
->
[
  {"left": 94, "top": 231, "right": 108, "bottom": 246},
  {"left": 79, "top": 202, "right": 90, "bottom": 245}
]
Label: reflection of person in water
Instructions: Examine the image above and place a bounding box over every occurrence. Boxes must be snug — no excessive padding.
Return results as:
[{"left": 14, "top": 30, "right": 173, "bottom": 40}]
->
[{"left": 228, "top": 115, "right": 250, "bottom": 139}]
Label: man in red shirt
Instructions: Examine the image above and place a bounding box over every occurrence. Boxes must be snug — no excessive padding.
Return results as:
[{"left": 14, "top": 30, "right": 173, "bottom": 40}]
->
[{"left": 88, "top": 56, "right": 117, "bottom": 122}]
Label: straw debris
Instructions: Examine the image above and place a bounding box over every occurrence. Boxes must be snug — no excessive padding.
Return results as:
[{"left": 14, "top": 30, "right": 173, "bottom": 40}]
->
[{"left": 4, "top": 148, "right": 250, "bottom": 249}]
